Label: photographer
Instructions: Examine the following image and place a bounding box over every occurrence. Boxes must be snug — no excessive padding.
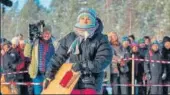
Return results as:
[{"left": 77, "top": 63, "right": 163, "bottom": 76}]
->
[{"left": 24, "top": 25, "right": 56, "bottom": 94}]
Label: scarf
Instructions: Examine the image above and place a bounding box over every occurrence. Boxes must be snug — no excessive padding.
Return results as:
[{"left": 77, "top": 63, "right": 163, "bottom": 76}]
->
[{"left": 67, "top": 22, "right": 99, "bottom": 55}]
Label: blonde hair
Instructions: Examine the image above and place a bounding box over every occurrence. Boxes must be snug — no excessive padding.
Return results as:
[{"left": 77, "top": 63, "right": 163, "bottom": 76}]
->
[
  {"left": 11, "top": 37, "right": 19, "bottom": 45},
  {"left": 107, "top": 32, "right": 119, "bottom": 45}
]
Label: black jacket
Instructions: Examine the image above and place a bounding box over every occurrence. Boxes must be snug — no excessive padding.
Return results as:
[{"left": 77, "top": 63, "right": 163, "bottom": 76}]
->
[
  {"left": 129, "top": 52, "right": 144, "bottom": 82},
  {"left": 2, "top": 48, "right": 23, "bottom": 82},
  {"left": 144, "top": 50, "right": 165, "bottom": 77},
  {"left": 162, "top": 48, "right": 170, "bottom": 78},
  {"left": 139, "top": 47, "right": 148, "bottom": 58},
  {"left": 161, "top": 36, "right": 170, "bottom": 79},
  {"left": 45, "top": 18, "right": 112, "bottom": 91}
]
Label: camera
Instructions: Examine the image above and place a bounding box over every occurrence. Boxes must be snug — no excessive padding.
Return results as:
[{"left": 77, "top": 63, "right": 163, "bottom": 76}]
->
[{"left": 29, "top": 20, "right": 45, "bottom": 41}]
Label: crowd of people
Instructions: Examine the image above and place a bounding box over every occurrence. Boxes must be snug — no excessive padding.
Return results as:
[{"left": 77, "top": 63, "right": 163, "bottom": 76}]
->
[
  {"left": 0, "top": 8, "right": 170, "bottom": 95},
  {"left": 107, "top": 32, "right": 170, "bottom": 95}
]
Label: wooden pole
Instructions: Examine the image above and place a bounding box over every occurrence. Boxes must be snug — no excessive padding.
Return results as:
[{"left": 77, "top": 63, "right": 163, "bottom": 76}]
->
[{"left": 131, "top": 54, "right": 135, "bottom": 95}]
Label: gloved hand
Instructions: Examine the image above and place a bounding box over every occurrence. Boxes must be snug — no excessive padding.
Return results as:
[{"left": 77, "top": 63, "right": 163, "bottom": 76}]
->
[
  {"left": 146, "top": 73, "right": 151, "bottom": 80},
  {"left": 120, "top": 59, "right": 125, "bottom": 67},
  {"left": 43, "top": 78, "right": 51, "bottom": 89},
  {"left": 162, "top": 73, "right": 167, "bottom": 80},
  {"left": 72, "top": 62, "right": 83, "bottom": 72}
]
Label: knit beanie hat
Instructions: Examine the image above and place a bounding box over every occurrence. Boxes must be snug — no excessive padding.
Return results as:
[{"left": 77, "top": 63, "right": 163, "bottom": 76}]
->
[
  {"left": 75, "top": 8, "right": 97, "bottom": 29},
  {"left": 122, "top": 36, "right": 129, "bottom": 42},
  {"left": 151, "top": 40, "right": 159, "bottom": 45},
  {"left": 11, "top": 37, "right": 19, "bottom": 45}
]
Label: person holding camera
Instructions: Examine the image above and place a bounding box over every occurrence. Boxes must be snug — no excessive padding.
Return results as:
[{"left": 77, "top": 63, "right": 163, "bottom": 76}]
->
[
  {"left": 43, "top": 8, "right": 112, "bottom": 94},
  {"left": 24, "top": 25, "right": 56, "bottom": 94}
]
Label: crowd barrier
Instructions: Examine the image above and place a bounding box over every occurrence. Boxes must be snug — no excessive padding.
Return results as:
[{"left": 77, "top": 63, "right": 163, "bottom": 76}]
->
[
  {"left": 123, "top": 58, "right": 170, "bottom": 64},
  {"left": 1, "top": 70, "right": 28, "bottom": 75},
  {"left": 103, "top": 83, "right": 170, "bottom": 87},
  {"left": 1, "top": 82, "right": 42, "bottom": 86},
  {"left": 1, "top": 57, "right": 170, "bottom": 87},
  {"left": 1, "top": 82, "right": 170, "bottom": 87}
]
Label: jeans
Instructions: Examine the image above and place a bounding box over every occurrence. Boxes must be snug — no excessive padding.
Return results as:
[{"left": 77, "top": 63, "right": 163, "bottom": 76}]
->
[
  {"left": 111, "top": 73, "right": 119, "bottom": 95},
  {"left": 32, "top": 74, "right": 44, "bottom": 94}
]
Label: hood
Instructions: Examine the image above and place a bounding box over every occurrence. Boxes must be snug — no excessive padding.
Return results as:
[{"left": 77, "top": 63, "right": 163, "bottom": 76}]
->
[{"left": 94, "top": 17, "right": 103, "bottom": 34}]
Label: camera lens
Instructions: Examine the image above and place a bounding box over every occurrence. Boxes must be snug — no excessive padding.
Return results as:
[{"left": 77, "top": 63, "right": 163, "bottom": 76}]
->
[{"left": 33, "top": 26, "right": 38, "bottom": 31}]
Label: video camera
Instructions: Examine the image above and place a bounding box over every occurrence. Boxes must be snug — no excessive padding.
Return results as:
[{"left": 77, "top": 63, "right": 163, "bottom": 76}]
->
[{"left": 29, "top": 20, "right": 45, "bottom": 41}]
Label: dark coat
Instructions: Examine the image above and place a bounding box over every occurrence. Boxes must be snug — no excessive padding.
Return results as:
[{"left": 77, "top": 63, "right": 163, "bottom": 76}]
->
[
  {"left": 162, "top": 47, "right": 170, "bottom": 80},
  {"left": 144, "top": 50, "right": 164, "bottom": 94},
  {"left": 139, "top": 47, "right": 148, "bottom": 58},
  {"left": 110, "top": 43, "right": 122, "bottom": 74},
  {"left": 2, "top": 48, "right": 23, "bottom": 82},
  {"left": 144, "top": 50, "right": 165, "bottom": 78},
  {"left": 45, "top": 18, "right": 113, "bottom": 92},
  {"left": 129, "top": 52, "right": 144, "bottom": 82},
  {"left": 111, "top": 44, "right": 131, "bottom": 74},
  {"left": 161, "top": 36, "right": 170, "bottom": 81}
]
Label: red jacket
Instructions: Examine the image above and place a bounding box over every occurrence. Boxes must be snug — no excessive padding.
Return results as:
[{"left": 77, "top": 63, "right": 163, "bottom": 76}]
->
[{"left": 15, "top": 46, "right": 25, "bottom": 71}]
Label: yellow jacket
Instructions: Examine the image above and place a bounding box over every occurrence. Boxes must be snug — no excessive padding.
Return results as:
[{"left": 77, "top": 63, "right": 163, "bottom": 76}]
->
[{"left": 24, "top": 39, "right": 58, "bottom": 79}]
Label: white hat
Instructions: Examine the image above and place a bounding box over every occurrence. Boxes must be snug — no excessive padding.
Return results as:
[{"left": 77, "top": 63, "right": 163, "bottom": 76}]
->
[{"left": 11, "top": 37, "right": 19, "bottom": 45}]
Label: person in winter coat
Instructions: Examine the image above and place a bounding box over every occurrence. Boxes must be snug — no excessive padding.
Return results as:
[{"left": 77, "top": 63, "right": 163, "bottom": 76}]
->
[
  {"left": 43, "top": 8, "right": 112, "bottom": 94},
  {"left": 11, "top": 37, "right": 25, "bottom": 71},
  {"left": 108, "top": 32, "right": 122, "bottom": 95},
  {"left": 128, "top": 34, "right": 135, "bottom": 44},
  {"left": 0, "top": 38, "right": 7, "bottom": 65},
  {"left": 144, "top": 36, "right": 151, "bottom": 49},
  {"left": 10, "top": 37, "right": 28, "bottom": 94},
  {"left": 138, "top": 38, "right": 148, "bottom": 94},
  {"left": 119, "top": 36, "right": 131, "bottom": 95},
  {"left": 161, "top": 36, "right": 170, "bottom": 95},
  {"left": 138, "top": 38, "right": 148, "bottom": 58},
  {"left": 130, "top": 42, "right": 144, "bottom": 95},
  {"left": 0, "top": 38, "right": 7, "bottom": 73},
  {"left": 109, "top": 35, "right": 130, "bottom": 95},
  {"left": 24, "top": 25, "right": 56, "bottom": 94},
  {"left": 144, "top": 40, "right": 166, "bottom": 95},
  {"left": 1, "top": 40, "right": 23, "bottom": 94},
  {"left": 12, "top": 36, "right": 33, "bottom": 95}
]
